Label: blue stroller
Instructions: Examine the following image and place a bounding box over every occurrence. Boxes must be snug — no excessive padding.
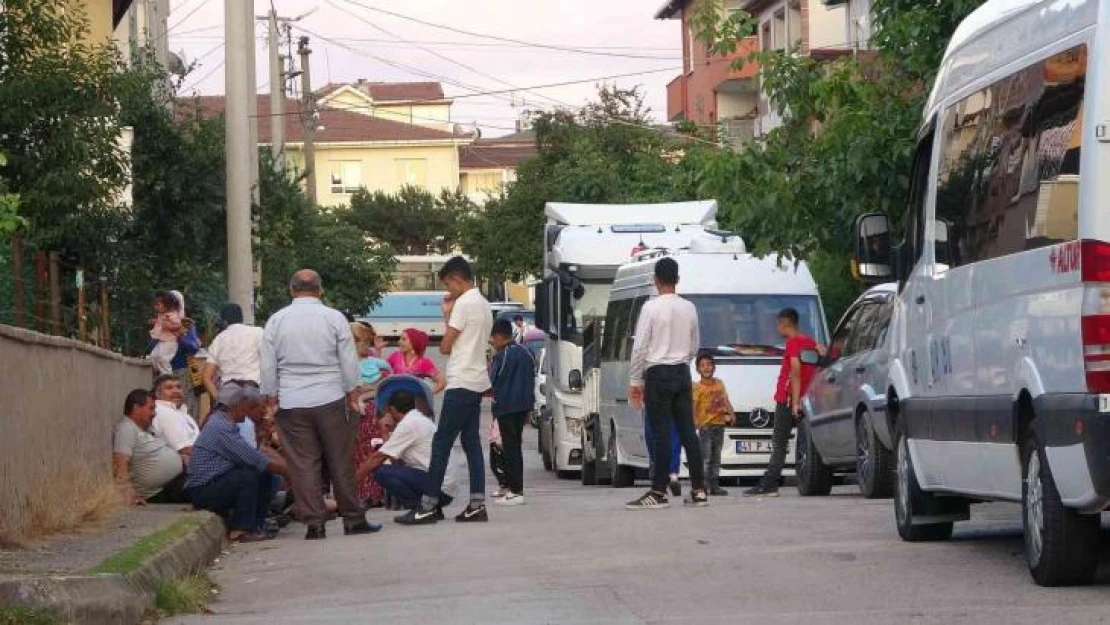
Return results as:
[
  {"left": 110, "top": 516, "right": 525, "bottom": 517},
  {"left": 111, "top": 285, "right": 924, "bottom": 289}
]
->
[{"left": 375, "top": 374, "right": 436, "bottom": 420}]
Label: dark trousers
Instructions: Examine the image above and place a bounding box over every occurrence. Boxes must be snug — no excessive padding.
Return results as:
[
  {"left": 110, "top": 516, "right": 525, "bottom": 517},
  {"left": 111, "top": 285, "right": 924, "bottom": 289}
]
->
[
  {"left": 699, "top": 425, "right": 725, "bottom": 488},
  {"left": 644, "top": 412, "right": 681, "bottom": 475},
  {"left": 374, "top": 464, "right": 429, "bottom": 510},
  {"left": 275, "top": 398, "right": 364, "bottom": 527},
  {"left": 424, "top": 388, "right": 485, "bottom": 502},
  {"left": 148, "top": 472, "right": 191, "bottom": 504},
  {"left": 490, "top": 442, "right": 507, "bottom": 488},
  {"left": 761, "top": 402, "right": 794, "bottom": 487},
  {"left": 496, "top": 412, "right": 527, "bottom": 494},
  {"left": 644, "top": 364, "right": 705, "bottom": 492},
  {"left": 188, "top": 467, "right": 276, "bottom": 532}
]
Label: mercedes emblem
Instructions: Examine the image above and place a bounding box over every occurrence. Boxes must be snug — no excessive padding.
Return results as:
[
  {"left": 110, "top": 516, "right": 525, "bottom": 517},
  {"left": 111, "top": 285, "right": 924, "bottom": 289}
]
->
[{"left": 749, "top": 408, "right": 772, "bottom": 428}]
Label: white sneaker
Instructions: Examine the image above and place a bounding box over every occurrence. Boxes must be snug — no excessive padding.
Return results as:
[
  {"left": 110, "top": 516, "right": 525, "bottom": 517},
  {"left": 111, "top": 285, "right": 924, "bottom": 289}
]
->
[
  {"left": 490, "top": 488, "right": 509, "bottom": 498},
  {"left": 495, "top": 493, "right": 525, "bottom": 506}
]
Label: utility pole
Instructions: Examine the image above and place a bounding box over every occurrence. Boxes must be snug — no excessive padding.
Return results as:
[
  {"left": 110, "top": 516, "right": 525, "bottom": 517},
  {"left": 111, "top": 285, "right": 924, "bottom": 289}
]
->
[
  {"left": 267, "top": 10, "right": 285, "bottom": 166},
  {"left": 225, "top": 0, "right": 256, "bottom": 324},
  {"left": 298, "top": 36, "right": 317, "bottom": 205}
]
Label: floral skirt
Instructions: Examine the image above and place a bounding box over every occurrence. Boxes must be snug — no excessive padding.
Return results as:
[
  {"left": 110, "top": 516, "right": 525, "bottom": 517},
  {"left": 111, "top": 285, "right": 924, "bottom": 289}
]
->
[{"left": 353, "top": 400, "right": 385, "bottom": 505}]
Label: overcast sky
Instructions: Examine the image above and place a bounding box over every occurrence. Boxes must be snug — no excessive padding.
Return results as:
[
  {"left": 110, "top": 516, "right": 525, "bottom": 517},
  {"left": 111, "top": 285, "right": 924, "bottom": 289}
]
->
[{"left": 168, "top": 0, "right": 682, "bottom": 137}]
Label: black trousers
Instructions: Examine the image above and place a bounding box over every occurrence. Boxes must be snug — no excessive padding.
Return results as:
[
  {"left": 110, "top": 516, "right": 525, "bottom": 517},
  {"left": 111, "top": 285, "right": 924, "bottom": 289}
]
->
[
  {"left": 147, "top": 472, "right": 190, "bottom": 504},
  {"left": 644, "top": 363, "right": 705, "bottom": 492},
  {"left": 760, "top": 402, "right": 794, "bottom": 487},
  {"left": 188, "top": 467, "right": 276, "bottom": 533},
  {"left": 496, "top": 412, "right": 528, "bottom": 494}
]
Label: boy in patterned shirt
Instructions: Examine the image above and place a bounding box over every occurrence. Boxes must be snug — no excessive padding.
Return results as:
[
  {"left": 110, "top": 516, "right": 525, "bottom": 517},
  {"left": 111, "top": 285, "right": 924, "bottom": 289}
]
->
[{"left": 692, "top": 351, "right": 735, "bottom": 496}]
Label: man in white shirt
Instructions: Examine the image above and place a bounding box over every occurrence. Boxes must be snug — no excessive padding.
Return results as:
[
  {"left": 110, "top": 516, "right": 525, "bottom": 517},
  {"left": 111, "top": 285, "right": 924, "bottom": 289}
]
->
[
  {"left": 626, "top": 257, "right": 708, "bottom": 510},
  {"left": 355, "top": 390, "right": 454, "bottom": 517},
  {"left": 397, "top": 256, "right": 493, "bottom": 526},
  {"left": 151, "top": 374, "right": 200, "bottom": 465},
  {"left": 202, "top": 302, "right": 264, "bottom": 406}
]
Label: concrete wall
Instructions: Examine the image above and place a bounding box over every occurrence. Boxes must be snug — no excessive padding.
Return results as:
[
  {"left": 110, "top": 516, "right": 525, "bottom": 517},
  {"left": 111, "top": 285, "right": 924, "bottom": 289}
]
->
[{"left": 0, "top": 325, "right": 151, "bottom": 544}]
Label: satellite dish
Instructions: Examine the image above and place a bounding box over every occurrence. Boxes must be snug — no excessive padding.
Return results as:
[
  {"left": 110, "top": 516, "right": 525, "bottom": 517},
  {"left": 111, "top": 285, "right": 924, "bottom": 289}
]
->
[{"left": 167, "top": 50, "right": 187, "bottom": 77}]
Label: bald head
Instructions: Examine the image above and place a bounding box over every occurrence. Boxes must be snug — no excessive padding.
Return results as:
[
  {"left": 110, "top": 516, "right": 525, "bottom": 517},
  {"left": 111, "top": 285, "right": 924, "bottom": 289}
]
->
[{"left": 290, "top": 269, "right": 322, "bottom": 297}]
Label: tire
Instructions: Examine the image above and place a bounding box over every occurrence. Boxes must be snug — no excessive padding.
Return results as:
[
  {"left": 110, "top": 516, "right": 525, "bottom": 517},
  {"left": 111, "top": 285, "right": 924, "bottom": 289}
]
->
[
  {"left": 857, "top": 412, "right": 895, "bottom": 499},
  {"left": 795, "top": 419, "right": 833, "bottom": 496},
  {"left": 894, "top": 428, "right": 954, "bottom": 542},
  {"left": 540, "top": 418, "right": 553, "bottom": 472},
  {"left": 608, "top": 426, "right": 635, "bottom": 488},
  {"left": 1023, "top": 433, "right": 1100, "bottom": 586},
  {"left": 581, "top": 430, "right": 598, "bottom": 486}
]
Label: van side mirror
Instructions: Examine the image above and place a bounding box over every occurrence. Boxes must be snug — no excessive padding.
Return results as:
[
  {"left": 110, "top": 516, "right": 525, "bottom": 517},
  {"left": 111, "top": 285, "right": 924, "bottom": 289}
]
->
[
  {"left": 799, "top": 349, "right": 821, "bottom": 366},
  {"left": 568, "top": 369, "right": 583, "bottom": 391},
  {"left": 854, "top": 213, "right": 893, "bottom": 282}
]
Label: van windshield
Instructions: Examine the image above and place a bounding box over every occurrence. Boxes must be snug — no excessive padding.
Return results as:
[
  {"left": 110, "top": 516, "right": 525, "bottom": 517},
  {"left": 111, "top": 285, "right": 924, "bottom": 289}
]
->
[{"left": 687, "top": 294, "right": 826, "bottom": 357}]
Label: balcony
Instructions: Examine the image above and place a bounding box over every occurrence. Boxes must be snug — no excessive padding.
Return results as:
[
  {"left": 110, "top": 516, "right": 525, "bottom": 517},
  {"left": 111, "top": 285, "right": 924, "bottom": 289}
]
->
[
  {"left": 666, "top": 74, "right": 688, "bottom": 121},
  {"left": 668, "top": 36, "right": 761, "bottom": 124}
]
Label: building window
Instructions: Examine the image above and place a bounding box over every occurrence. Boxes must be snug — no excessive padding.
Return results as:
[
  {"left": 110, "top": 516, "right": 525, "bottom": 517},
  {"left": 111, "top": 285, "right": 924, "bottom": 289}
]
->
[
  {"left": 329, "top": 160, "right": 363, "bottom": 194},
  {"left": 761, "top": 21, "right": 772, "bottom": 51},
  {"left": 788, "top": 1, "right": 802, "bottom": 51},
  {"left": 773, "top": 9, "right": 786, "bottom": 50},
  {"left": 395, "top": 158, "right": 428, "bottom": 188},
  {"left": 684, "top": 23, "right": 694, "bottom": 73},
  {"left": 935, "top": 45, "right": 1085, "bottom": 267}
]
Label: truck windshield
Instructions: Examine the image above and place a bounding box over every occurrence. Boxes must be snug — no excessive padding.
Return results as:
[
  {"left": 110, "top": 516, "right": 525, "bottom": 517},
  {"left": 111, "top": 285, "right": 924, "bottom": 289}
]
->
[{"left": 687, "top": 294, "right": 826, "bottom": 356}]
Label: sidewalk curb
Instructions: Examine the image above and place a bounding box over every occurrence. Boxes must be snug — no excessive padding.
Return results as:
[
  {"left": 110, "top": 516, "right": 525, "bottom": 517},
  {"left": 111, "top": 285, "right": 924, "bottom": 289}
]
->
[{"left": 0, "top": 512, "right": 225, "bottom": 624}]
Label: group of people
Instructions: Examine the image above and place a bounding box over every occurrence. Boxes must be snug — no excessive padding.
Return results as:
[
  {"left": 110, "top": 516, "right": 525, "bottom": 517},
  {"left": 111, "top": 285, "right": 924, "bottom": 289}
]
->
[
  {"left": 116, "top": 255, "right": 538, "bottom": 543},
  {"left": 624, "top": 257, "right": 818, "bottom": 510}
]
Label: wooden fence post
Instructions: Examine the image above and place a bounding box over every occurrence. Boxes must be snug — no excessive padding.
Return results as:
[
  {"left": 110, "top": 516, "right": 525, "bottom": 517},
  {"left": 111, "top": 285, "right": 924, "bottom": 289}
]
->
[
  {"left": 34, "top": 251, "right": 47, "bottom": 333},
  {"left": 77, "top": 268, "right": 87, "bottom": 342},
  {"left": 11, "top": 236, "right": 24, "bottom": 327},
  {"left": 48, "top": 252, "right": 61, "bottom": 335}
]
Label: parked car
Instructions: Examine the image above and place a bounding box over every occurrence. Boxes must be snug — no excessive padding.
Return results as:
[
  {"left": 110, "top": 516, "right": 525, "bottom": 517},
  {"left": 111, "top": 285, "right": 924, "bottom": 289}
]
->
[{"left": 797, "top": 283, "right": 897, "bottom": 498}]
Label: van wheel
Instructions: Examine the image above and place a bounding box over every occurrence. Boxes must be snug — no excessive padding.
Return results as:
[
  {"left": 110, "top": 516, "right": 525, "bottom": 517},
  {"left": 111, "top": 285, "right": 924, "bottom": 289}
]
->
[
  {"left": 894, "top": 429, "right": 953, "bottom": 542},
  {"left": 795, "top": 419, "right": 833, "bottom": 496},
  {"left": 1023, "top": 433, "right": 1099, "bottom": 586},
  {"left": 608, "top": 427, "right": 635, "bottom": 488},
  {"left": 540, "top": 417, "right": 553, "bottom": 472},
  {"left": 581, "top": 430, "right": 599, "bottom": 486},
  {"left": 857, "top": 413, "right": 894, "bottom": 499}
]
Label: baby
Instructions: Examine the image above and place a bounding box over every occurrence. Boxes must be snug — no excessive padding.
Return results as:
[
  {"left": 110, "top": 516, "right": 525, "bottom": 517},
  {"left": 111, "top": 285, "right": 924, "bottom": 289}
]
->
[{"left": 149, "top": 290, "right": 190, "bottom": 375}]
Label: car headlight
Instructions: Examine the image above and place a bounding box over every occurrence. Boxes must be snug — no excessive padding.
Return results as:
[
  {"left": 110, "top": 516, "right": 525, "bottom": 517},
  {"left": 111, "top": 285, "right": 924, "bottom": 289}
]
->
[{"left": 565, "top": 416, "right": 584, "bottom": 438}]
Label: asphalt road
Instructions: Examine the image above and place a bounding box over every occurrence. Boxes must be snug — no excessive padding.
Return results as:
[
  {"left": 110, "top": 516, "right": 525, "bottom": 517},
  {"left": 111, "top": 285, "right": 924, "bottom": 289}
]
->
[{"left": 172, "top": 412, "right": 1110, "bottom": 625}]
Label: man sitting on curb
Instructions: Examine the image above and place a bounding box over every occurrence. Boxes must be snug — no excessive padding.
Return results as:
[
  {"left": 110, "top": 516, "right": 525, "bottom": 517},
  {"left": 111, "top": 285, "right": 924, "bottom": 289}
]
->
[
  {"left": 151, "top": 374, "right": 200, "bottom": 466},
  {"left": 356, "top": 390, "right": 453, "bottom": 520},
  {"left": 113, "top": 389, "right": 189, "bottom": 505},
  {"left": 186, "top": 385, "right": 290, "bottom": 543}
]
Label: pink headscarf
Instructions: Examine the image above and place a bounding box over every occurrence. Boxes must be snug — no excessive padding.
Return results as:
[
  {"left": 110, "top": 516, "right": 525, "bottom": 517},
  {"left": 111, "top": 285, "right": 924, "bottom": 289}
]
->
[{"left": 403, "top": 328, "right": 430, "bottom": 357}]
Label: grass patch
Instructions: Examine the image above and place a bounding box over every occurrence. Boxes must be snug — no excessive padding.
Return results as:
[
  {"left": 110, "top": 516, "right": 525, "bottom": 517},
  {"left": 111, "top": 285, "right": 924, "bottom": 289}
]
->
[
  {"left": 87, "top": 517, "right": 203, "bottom": 576},
  {"left": 154, "top": 573, "right": 216, "bottom": 617},
  {"left": 0, "top": 606, "right": 63, "bottom": 625}
]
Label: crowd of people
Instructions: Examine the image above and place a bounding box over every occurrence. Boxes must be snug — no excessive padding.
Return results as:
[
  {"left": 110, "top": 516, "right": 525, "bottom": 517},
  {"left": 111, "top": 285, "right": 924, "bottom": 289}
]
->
[{"left": 113, "top": 256, "right": 539, "bottom": 542}]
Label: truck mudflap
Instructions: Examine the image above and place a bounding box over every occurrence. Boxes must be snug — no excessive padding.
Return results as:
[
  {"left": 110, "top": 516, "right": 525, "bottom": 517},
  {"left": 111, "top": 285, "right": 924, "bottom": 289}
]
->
[{"left": 1033, "top": 393, "right": 1110, "bottom": 512}]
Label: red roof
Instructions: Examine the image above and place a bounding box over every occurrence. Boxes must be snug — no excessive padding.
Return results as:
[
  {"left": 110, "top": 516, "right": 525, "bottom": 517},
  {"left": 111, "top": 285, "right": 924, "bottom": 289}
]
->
[
  {"left": 459, "top": 136, "right": 537, "bottom": 170},
  {"left": 175, "top": 95, "right": 462, "bottom": 144},
  {"left": 316, "top": 81, "right": 447, "bottom": 103}
]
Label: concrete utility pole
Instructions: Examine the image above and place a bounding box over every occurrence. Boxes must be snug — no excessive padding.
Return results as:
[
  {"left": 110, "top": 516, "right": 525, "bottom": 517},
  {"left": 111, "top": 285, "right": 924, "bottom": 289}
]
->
[
  {"left": 267, "top": 10, "right": 285, "bottom": 166},
  {"left": 225, "top": 0, "right": 256, "bottom": 323},
  {"left": 298, "top": 36, "right": 317, "bottom": 204}
]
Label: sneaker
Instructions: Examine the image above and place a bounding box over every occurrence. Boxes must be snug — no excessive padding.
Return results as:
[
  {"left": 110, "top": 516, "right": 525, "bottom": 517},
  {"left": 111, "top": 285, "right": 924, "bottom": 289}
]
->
[
  {"left": 490, "top": 487, "right": 510, "bottom": 499},
  {"left": 495, "top": 493, "right": 525, "bottom": 507},
  {"left": 685, "top": 489, "right": 709, "bottom": 507},
  {"left": 709, "top": 487, "right": 729, "bottom": 497},
  {"left": 668, "top": 478, "right": 682, "bottom": 497},
  {"left": 455, "top": 503, "right": 489, "bottom": 523},
  {"left": 743, "top": 484, "right": 780, "bottom": 497},
  {"left": 625, "top": 490, "right": 670, "bottom": 510},
  {"left": 394, "top": 508, "right": 439, "bottom": 526}
]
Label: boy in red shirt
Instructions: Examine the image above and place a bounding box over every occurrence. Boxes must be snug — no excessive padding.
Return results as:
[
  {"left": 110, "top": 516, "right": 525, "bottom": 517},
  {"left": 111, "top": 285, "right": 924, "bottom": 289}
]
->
[{"left": 744, "top": 307, "right": 817, "bottom": 497}]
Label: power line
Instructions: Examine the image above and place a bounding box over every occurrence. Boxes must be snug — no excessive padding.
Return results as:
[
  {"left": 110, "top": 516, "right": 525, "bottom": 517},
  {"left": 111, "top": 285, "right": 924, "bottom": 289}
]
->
[
  {"left": 337, "top": 0, "right": 682, "bottom": 61},
  {"left": 167, "top": 0, "right": 214, "bottom": 37},
  {"left": 173, "top": 35, "right": 679, "bottom": 53}
]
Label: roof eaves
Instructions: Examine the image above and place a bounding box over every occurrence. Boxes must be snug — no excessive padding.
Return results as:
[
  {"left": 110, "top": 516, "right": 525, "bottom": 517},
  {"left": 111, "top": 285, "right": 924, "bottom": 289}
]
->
[{"left": 654, "top": 0, "right": 687, "bottom": 19}]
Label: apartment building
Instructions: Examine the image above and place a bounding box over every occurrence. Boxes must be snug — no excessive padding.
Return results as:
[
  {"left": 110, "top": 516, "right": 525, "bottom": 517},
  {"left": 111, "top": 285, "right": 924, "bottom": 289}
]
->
[{"left": 656, "top": 0, "right": 872, "bottom": 142}]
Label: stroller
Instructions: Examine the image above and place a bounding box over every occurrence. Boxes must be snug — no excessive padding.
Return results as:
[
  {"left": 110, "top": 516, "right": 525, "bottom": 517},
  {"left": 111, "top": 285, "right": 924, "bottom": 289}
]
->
[{"left": 375, "top": 374, "right": 437, "bottom": 420}]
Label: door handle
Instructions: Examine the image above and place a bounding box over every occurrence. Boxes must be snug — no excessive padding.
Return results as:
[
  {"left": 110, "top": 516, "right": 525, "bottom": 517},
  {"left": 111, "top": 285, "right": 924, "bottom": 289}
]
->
[
  {"left": 915, "top": 294, "right": 926, "bottom": 305},
  {"left": 854, "top": 366, "right": 867, "bottom": 374},
  {"left": 826, "top": 375, "right": 837, "bottom": 384},
  {"left": 615, "top": 398, "right": 628, "bottom": 404}
]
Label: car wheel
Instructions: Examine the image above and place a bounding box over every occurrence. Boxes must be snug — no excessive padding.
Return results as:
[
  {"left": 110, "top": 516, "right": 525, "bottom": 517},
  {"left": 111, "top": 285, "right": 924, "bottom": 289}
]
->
[
  {"left": 894, "top": 427, "right": 954, "bottom": 542},
  {"left": 608, "top": 426, "right": 635, "bottom": 488},
  {"left": 581, "top": 429, "right": 598, "bottom": 486},
  {"left": 857, "top": 413, "right": 895, "bottom": 499},
  {"left": 795, "top": 419, "right": 833, "bottom": 496},
  {"left": 1023, "top": 432, "right": 1099, "bottom": 586}
]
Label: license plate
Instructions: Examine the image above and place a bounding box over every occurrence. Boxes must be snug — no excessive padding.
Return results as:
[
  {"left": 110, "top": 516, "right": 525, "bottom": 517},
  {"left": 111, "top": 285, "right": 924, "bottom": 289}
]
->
[
  {"left": 1101, "top": 395, "right": 1110, "bottom": 414},
  {"left": 737, "top": 440, "right": 772, "bottom": 453}
]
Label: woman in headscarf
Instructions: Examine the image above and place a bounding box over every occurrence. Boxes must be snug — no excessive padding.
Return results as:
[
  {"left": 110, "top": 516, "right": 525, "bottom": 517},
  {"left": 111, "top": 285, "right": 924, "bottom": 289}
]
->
[
  {"left": 387, "top": 328, "right": 446, "bottom": 394},
  {"left": 350, "top": 322, "right": 388, "bottom": 507}
]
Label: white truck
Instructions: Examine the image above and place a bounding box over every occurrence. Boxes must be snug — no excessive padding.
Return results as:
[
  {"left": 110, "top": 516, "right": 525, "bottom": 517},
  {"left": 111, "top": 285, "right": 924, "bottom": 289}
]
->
[{"left": 534, "top": 201, "right": 718, "bottom": 477}]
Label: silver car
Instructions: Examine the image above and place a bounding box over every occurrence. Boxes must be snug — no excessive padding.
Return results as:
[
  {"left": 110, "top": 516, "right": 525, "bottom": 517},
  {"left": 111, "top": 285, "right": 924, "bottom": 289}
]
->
[{"left": 797, "top": 283, "right": 898, "bottom": 498}]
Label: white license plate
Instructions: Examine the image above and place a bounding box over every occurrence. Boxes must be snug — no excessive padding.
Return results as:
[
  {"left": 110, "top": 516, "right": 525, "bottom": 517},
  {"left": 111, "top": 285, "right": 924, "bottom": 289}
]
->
[
  {"left": 1100, "top": 395, "right": 1110, "bottom": 414},
  {"left": 737, "top": 440, "right": 772, "bottom": 453}
]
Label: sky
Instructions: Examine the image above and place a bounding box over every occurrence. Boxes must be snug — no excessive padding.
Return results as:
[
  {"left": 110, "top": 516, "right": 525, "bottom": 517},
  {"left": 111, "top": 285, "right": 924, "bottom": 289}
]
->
[{"left": 167, "top": 0, "right": 683, "bottom": 137}]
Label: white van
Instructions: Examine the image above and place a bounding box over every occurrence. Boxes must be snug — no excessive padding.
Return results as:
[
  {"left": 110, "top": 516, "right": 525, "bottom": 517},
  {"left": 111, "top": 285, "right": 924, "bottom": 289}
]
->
[
  {"left": 853, "top": 0, "right": 1104, "bottom": 586},
  {"left": 581, "top": 233, "right": 828, "bottom": 486}
]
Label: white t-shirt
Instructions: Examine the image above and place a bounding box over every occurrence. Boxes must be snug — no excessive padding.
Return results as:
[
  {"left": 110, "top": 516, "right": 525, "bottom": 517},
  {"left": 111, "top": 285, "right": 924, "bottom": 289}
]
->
[
  {"left": 379, "top": 409, "right": 436, "bottom": 470},
  {"left": 151, "top": 400, "right": 200, "bottom": 452},
  {"left": 206, "top": 323, "right": 264, "bottom": 382},
  {"left": 446, "top": 288, "right": 492, "bottom": 392}
]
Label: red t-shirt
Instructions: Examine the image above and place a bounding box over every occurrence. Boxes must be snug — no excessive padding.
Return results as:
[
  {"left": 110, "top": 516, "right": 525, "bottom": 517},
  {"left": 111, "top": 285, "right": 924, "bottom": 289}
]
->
[{"left": 775, "top": 334, "right": 818, "bottom": 405}]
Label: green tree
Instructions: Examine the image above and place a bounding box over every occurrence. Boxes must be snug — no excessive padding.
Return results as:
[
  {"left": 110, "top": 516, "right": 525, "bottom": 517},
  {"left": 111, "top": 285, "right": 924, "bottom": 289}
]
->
[
  {"left": 346, "top": 185, "right": 469, "bottom": 255},
  {"left": 0, "top": 152, "right": 21, "bottom": 236}
]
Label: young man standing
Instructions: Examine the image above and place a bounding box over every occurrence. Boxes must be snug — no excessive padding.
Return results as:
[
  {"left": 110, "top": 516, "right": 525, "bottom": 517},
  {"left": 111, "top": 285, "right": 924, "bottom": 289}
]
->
[
  {"left": 626, "top": 257, "right": 708, "bottom": 510},
  {"left": 489, "top": 318, "right": 535, "bottom": 506},
  {"left": 744, "top": 307, "right": 818, "bottom": 497},
  {"left": 397, "top": 256, "right": 493, "bottom": 525}
]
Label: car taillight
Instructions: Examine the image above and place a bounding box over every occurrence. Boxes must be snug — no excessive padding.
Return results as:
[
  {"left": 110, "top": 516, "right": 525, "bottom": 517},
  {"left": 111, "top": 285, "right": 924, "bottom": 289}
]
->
[{"left": 1081, "top": 241, "right": 1110, "bottom": 392}]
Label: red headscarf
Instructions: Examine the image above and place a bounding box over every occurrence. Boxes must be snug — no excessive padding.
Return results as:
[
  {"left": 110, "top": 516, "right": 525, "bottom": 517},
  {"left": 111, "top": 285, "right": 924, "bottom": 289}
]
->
[{"left": 403, "top": 328, "right": 430, "bottom": 357}]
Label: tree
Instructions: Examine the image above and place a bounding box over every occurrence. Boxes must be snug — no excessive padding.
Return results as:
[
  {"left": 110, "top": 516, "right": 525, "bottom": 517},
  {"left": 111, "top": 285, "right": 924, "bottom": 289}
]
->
[
  {"left": 0, "top": 152, "right": 20, "bottom": 236},
  {"left": 346, "top": 185, "right": 469, "bottom": 255}
]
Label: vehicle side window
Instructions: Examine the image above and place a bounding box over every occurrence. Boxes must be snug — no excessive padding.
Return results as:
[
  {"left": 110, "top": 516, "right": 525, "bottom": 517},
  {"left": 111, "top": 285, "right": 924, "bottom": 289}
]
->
[
  {"left": 601, "top": 300, "right": 627, "bottom": 362},
  {"left": 622, "top": 296, "right": 649, "bottom": 361},
  {"left": 935, "top": 44, "right": 1085, "bottom": 267},
  {"left": 873, "top": 299, "right": 895, "bottom": 348},
  {"left": 832, "top": 304, "right": 864, "bottom": 359},
  {"left": 847, "top": 302, "right": 880, "bottom": 356},
  {"left": 904, "top": 134, "right": 933, "bottom": 269}
]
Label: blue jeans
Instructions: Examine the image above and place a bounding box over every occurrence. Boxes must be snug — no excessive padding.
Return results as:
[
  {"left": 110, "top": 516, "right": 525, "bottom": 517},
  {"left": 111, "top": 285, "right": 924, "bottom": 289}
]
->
[
  {"left": 188, "top": 468, "right": 276, "bottom": 533},
  {"left": 423, "top": 388, "right": 485, "bottom": 502},
  {"left": 375, "top": 464, "right": 427, "bottom": 509},
  {"left": 644, "top": 410, "right": 681, "bottom": 475}
]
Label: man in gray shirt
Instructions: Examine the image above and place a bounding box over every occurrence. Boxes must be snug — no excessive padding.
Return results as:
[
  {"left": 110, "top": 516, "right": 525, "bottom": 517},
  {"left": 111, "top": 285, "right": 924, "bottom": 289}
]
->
[
  {"left": 113, "top": 389, "right": 188, "bottom": 504},
  {"left": 261, "top": 269, "right": 380, "bottom": 540}
]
